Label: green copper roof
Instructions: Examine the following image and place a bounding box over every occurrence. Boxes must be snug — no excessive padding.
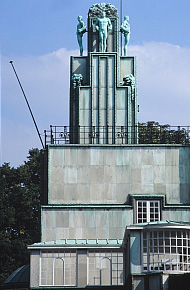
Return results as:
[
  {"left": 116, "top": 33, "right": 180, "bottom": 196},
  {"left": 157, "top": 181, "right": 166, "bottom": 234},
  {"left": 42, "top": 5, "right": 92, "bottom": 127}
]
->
[
  {"left": 133, "top": 220, "right": 190, "bottom": 227},
  {"left": 4, "top": 264, "right": 29, "bottom": 285},
  {"left": 125, "top": 220, "right": 190, "bottom": 232},
  {"left": 29, "top": 239, "right": 123, "bottom": 248}
]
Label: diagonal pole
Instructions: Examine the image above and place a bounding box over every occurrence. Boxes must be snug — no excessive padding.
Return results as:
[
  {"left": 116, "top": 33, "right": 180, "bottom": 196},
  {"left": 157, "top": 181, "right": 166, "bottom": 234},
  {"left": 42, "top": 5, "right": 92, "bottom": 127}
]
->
[
  {"left": 120, "top": 0, "right": 123, "bottom": 56},
  {"left": 10, "top": 61, "right": 45, "bottom": 149}
]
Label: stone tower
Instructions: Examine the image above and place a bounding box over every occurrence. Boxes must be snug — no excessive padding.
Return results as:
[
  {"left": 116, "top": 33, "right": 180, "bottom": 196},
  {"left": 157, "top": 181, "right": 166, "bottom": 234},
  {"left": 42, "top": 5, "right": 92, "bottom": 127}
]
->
[
  {"left": 28, "top": 4, "right": 190, "bottom": 290},
  {"left": 70, "top": 3, "right": 138, "bottom": 144}
]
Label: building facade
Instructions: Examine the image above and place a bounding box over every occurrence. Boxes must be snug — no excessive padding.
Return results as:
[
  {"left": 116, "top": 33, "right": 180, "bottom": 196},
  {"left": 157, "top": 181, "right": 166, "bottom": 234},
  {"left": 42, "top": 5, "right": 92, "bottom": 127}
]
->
[{"left": 28, "top": 3, "right": 190, "bottom": 290}]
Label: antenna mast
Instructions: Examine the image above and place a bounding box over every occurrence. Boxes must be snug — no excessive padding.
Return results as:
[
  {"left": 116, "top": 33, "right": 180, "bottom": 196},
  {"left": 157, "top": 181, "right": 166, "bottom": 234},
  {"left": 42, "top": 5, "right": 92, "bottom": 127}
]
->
[{"left": 10, "top": 61, "right": 45, "bottom": 149}]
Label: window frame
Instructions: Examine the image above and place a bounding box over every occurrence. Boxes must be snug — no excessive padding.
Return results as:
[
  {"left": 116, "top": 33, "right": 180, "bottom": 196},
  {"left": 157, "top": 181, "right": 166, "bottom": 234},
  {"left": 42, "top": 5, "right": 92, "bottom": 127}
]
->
[
  {"left": 40, "top": 250, "right": 77, "bottom": 287},
  {"left": 142, "top": 229, "right": 190, "bottom": 273},
  {"left": 39, "top": 247, "right": 124, "bottom": 287},
  {"left": 135, "top": 198, "right": 162, "bottom": 223},
  {"left": 87, "top": 249, "right": 123, "bottom": 286}
]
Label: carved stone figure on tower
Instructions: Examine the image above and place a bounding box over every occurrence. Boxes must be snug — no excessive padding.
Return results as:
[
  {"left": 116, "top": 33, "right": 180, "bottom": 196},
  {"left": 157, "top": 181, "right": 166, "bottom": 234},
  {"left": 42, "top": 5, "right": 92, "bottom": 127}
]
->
[
  {"left": 77, "top": 16, "right": 86, "bottom": 56},
  {"left": 121, "top": 16, "right": 130, "bottom": 56},
  {"left": 95, "top": 11, "right": 112, "bottom": 52}
]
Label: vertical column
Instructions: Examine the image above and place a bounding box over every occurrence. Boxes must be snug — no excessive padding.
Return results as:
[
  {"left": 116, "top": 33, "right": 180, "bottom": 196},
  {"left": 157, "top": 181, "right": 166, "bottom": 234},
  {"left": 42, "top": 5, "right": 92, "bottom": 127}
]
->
[
  {"left": 128, "top": 88, "right": 132, "bottom": 144},
  {"left": 77, "top": 251, "right": 87, "bottom": 286},
  {"left": 91, "top": 54, "right": 117, "bottom": 144},
  {"left": 108, "top": 56, "right": 115, "bottom": 143},
  {"left": 99, "top": 57, "right": 107, "bottom": 143},
  {"left": 92, "top": 56, "right": 99, "bottom": 144}
]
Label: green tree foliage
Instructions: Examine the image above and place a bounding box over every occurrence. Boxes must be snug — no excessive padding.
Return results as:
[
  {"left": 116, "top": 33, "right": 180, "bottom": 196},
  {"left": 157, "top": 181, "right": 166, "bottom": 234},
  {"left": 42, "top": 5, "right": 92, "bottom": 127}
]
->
[
  {"left": 138, "top": 121, "right": 190, "bottom": 144},
  {"left": 0, "top": 148, "right": 41, "bottom": 284}
]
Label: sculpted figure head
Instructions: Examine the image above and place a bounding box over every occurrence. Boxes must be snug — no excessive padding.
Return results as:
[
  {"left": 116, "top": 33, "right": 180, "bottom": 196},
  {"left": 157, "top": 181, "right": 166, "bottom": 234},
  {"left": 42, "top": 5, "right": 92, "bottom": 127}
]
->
[
  {"left": 101, "top": 11, "right": 106, "bottom": 18},
  {"left": 78, "top": 15, "right": 83, "bottom": 22}
]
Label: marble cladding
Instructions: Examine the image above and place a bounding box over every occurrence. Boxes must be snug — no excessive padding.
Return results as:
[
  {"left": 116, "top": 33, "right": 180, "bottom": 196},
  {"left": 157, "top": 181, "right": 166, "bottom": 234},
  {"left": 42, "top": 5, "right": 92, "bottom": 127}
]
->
[
  {"left": 41, "top": 207, "right": 132, "bottom": 242},
  {"left": 48, "top": 146, "right": 190, "bottom": 205}
]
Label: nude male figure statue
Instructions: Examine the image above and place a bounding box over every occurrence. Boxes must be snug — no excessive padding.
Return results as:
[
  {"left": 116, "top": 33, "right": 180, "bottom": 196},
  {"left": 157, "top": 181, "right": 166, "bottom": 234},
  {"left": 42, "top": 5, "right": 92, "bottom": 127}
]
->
[
  {"left": 121, "top": 16, "right": 130, "bottom": 56},
  {"left": 95, "top": 11, "right": 112, "bottom": 52},
  {"left": 77, "top": 16, "right": 86, "bottom": 56}
]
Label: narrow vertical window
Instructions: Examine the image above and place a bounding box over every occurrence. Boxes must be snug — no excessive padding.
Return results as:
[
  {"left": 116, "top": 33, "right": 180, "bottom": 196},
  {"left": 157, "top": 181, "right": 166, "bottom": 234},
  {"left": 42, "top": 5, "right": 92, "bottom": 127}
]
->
[
  {"left": 54, "top": 258, "right": 64, "bottom": 285},
  {"left": 101, "top": 257, "right": 111, "bottom": 285}
]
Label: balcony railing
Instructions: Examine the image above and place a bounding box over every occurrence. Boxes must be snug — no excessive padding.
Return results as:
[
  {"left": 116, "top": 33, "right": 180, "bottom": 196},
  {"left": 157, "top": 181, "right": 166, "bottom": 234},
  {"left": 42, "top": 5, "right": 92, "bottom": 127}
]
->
[{"left": 44, "top": 125, "right": 190, "bottom": 146}]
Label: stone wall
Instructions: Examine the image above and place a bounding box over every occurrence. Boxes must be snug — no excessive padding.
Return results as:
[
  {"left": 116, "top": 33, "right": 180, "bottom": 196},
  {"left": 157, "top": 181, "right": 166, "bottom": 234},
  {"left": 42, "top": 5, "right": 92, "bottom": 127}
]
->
[
  {"left": 47, "top": 145, "right": 190, "bottom": 205},
  {"left": 41, "top": 206, "right": 132, "bottom": 242}
]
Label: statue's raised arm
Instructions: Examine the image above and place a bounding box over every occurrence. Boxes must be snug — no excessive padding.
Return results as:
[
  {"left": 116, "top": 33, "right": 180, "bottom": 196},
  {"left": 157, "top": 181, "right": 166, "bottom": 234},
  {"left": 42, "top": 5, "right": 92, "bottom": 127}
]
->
[
  {"left": 120, "top": 16, "right": 130, "bottom": 56},
  {"left": 77, "top": 16, "right": 86, "bottom": 56},
  {"left": 95, "top": 11, "right": 112, "bottom": 52}
]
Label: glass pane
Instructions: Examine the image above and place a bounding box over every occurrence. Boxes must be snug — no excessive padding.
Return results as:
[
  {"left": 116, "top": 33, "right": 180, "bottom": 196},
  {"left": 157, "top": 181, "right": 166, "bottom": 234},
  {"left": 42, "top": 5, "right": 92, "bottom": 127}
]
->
[{"left": 143, "top": 230, "right": 190, "bottom": 273}]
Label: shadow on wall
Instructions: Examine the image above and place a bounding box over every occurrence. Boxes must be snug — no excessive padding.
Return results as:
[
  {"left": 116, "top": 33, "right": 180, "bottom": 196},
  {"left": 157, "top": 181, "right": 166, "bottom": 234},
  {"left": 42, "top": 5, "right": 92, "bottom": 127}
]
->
[
  {"left": 168, "top": 273, "right": 190, "bottom": 290},
  {"left": 179, "top": 148, "right": 190, "bottom": 204},
  {"left": 130, "top": 232, "right": 140, "bottom": 266}
]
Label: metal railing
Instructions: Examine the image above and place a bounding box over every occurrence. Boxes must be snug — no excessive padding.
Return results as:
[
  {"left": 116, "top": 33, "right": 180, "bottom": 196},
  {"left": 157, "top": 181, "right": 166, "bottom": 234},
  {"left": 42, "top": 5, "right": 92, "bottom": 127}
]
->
[{"left": 44, "top": 125, "right": 190, "bottom": 146}]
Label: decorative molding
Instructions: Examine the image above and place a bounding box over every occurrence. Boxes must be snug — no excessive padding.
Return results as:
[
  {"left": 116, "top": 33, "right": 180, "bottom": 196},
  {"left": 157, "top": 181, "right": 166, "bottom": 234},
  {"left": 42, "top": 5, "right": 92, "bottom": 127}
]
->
[
  {"left": 88, "top": 3, "right": 118, "bottom": 17},
  {"left": 72, "top": 73, "right": 83, "bottom": 88},
  {"left": 123, "top": 74, "right": 135, "bottom": 86},
  {"left": 123, "top": 74, "right": 136, "bottom": 101}
]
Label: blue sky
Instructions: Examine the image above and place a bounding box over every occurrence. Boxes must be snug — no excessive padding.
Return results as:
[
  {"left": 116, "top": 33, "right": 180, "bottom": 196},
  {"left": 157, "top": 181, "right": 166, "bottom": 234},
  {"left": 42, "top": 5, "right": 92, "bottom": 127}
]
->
[{"left": 1, "top": 0, "right": 190, "bottom": 166}]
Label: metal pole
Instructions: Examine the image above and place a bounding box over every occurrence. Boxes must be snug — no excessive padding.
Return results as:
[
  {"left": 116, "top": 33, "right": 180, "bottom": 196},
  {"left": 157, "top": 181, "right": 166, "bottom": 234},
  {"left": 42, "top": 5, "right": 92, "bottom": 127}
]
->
[
  {"left": 9, "top": 61, "right": 45, "bottom": 149},
  {"left": 120, "top": 0, "right": 123, "bottom": 56}
]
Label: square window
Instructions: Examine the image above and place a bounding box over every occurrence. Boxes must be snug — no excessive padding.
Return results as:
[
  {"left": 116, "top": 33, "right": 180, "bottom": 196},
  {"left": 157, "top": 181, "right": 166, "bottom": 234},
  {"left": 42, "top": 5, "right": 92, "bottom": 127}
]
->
[{"left": 136, "top": 200, "right": 161, "bottom": 223}]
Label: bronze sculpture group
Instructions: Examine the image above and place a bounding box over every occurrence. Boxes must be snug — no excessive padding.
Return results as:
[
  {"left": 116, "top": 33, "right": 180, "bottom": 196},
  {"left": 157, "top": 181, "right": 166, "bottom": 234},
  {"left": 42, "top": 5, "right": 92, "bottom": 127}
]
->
[{"left": 77, "top": 11, "right": 130, "bottom": 56}]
